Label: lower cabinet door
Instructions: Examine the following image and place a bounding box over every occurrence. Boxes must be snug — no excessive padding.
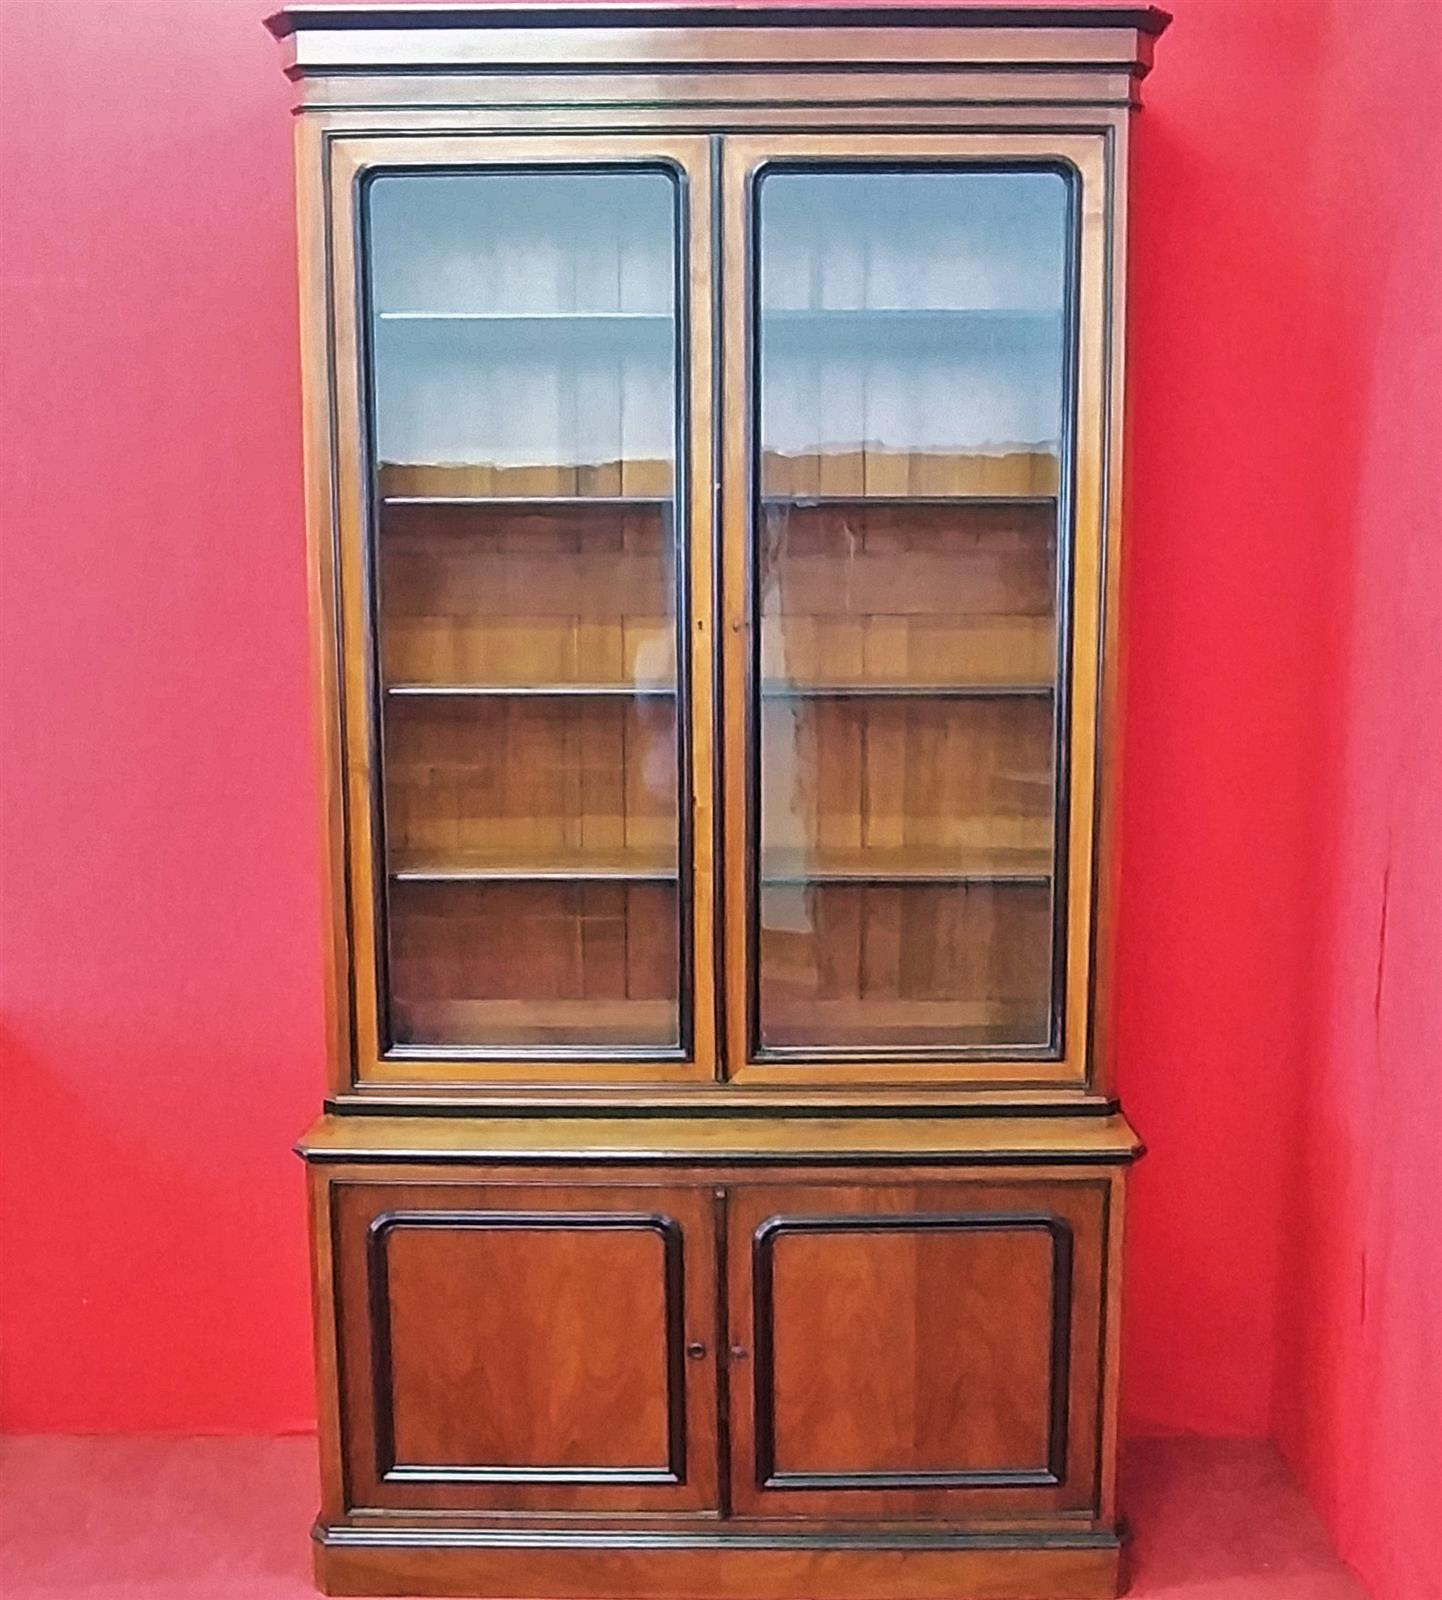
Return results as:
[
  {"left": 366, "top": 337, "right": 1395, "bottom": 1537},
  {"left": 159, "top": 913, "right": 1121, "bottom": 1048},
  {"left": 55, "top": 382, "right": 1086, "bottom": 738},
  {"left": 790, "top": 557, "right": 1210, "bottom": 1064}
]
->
[
  {"left": 726, "top": 1178, "right": 1109, "bottom": 1519},
  {"left": 330, "top": 1179, "right": 719, "bottom": 1513}
]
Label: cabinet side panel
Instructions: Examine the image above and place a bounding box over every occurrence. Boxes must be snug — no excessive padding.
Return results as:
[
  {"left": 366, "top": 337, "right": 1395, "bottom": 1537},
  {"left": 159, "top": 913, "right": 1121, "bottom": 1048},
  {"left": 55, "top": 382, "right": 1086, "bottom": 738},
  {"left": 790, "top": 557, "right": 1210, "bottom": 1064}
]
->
[
  {"left": 296, "top": 116, "right": 355, "bottom": 1094},
  {"left": 1083, "top": 111, "right": 1132, "bottom": 1102},
  {"left": 309, "top": 1166, "right": 347, "bottom": 1523}
]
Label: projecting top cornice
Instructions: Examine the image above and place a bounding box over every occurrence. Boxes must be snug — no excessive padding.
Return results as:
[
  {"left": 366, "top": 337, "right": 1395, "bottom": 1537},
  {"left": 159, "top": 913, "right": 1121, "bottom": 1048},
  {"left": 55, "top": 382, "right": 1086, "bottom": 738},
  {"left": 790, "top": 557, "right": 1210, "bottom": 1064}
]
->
[{"left": 264, "top": 3, "right": 1170, "bottom": 97}]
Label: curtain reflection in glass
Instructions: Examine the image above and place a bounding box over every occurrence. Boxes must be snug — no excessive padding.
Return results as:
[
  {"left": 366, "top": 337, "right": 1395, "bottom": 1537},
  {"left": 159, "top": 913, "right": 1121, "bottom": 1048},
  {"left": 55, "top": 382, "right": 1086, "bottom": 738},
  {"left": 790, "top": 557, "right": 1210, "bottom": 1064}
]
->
[
  {"left": 366, "top": 168, "right": 688, "bottom": 1053},
  {"left": 754, "top": 167, "right": 1070, "bottom": 1053}
]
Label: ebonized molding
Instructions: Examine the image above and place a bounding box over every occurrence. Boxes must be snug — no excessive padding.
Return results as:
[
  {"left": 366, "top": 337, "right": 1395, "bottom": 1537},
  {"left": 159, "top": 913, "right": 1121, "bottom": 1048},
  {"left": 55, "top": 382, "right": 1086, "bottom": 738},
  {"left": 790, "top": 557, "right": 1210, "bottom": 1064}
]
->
[
  {"left": 366, "top": 1209, "right": 690, "bottom": 1486},
  {"left": 749, "top": 1211, "right": 1073, "bottom": 1491}
]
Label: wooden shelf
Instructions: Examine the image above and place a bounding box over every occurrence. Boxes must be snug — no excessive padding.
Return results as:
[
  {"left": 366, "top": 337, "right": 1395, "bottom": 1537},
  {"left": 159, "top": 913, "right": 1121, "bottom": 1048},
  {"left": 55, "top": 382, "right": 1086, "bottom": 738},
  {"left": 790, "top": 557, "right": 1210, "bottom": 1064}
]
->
[
  {"left": 389, "top": 997, "right": 678, "bottom": 1049},
  {"left": 386, "top": 682, "right": 675, "bottom": 700},
  {"left": 760, "top": 681, "right": 1053, "bottom": 701},
  {"left": 376, "top": 308, "right": 1055, "bottom": 335},
  {"left": 760, "top": 997, "right": 1050, "bottom": 1049},
  {"left": 760, "top": 845, "right": 1052, "bottom": 885},
  {"left": 394, "top": 848, "right": 1049, "bottom": 886},
  {"left": 376, "top": 309, "right": 671, "bottom": 325},
  {"left": 377, "top": 460, "right": 676, "bottom": 502},
  {"left": 759, "top": 306, "right": 1063, "bottom": 354},
  {"left": 391, "top": 847, "right": 678, "bottom": 883},
  {"left": 762, "top": 493, "right": 1056, "bottom": 511},
  {"left": 759, "top": 448, "right": 1060, "bottom": 502},
  {"left": 381, "top": 494, "right": 671, "bottom": 510},
  {"left": 761, "top": 306, "right": 1060, "bottom": 325}
]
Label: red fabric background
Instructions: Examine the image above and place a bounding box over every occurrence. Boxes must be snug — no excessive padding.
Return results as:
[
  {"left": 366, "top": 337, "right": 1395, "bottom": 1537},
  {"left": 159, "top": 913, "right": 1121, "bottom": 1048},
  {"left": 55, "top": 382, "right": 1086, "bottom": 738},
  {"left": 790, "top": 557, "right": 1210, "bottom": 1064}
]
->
[{"left": 1, "top": 2, "right": 1437, "bottom": 1595}]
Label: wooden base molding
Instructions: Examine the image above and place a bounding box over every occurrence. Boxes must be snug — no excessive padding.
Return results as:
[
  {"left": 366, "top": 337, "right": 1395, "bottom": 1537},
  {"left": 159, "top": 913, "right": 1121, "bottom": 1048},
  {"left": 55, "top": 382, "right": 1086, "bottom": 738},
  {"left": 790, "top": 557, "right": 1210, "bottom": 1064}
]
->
[{"left": 314, "top": 1527, "right": 1124, "bottom": 1600}]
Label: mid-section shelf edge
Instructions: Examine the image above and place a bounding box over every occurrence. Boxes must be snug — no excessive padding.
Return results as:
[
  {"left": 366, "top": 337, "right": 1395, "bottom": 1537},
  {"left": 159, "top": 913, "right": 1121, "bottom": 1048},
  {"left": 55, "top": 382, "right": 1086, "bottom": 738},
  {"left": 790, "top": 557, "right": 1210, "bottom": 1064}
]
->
[
  {"left": 380, "top": 494, "right": 672, "bottom": 510},
  {"left": 385, "top": 682, "right": 1050, "bottom": 701},
  {"left": 379, "top": 493, "right": 1048, "bottom": 511},
  {"left": 392, "top": 867, "right": 680, "bottom": 884},
  {"left": 760, "top": 493, "right": 1057, "bottom": 510},
  {"left": 392, "top": 866, "right": 1049, "bottom": 886},
  {"left": 386, "top": 683, "right": 677, "bottom": 699},
  {"left": 761, "top": 869, "right": 1053, "bottom": 887},
  {"left": 760, "top": 682, "right": 1054, "bottom": 700}
]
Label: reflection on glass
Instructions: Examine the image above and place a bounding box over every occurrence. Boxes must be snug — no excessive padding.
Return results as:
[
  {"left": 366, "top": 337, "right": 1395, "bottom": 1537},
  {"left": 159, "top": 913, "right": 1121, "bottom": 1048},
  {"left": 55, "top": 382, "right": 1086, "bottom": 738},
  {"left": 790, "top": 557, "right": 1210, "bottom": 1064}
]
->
[
  {"left": 753, "top": 167, "right": 1070, "bottom": 1053},
  {"left": 366, "top": 169, "right": 685, "bottom": 1053}
]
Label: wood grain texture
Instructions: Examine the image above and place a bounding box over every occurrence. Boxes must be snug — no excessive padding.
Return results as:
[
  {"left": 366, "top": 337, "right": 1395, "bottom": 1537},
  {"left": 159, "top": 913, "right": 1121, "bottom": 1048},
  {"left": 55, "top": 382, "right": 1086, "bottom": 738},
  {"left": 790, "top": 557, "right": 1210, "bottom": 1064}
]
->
[
  {"left": 330, "top": 1179, "right": 719, "bottom": 1513},
  {"left": 306, "top": 1157, "right": 1128, "bottom": 1595},
  {"left": 387, "top": 880, "right": 679, "bottom": 1049},
  {"left": 293, "top": 113, "right": 354, "bottom": 1096},
  {"left": 720, "top": 129, "right": 1111, "bottom": 1086},
  {"left": 268, "top": 4, "right": 1169, "bottom": 100},
  {"left": 379, "top": 500, "right": 676, "bottom": 690},
  {"left": 318, "top": 132, "right": 717, "bottom": 1082},
  {"left": 727, "top": 1179, "right": 1105, "bottom": 1519},
  {"left": 275, "top": 10, "right": 1160, "bottom": 1594}
]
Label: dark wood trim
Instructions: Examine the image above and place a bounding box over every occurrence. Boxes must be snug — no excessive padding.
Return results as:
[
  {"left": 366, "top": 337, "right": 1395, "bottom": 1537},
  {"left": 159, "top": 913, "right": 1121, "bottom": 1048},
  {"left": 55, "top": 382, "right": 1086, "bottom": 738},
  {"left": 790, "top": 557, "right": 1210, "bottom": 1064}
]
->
[
  {"left": 749, "top": 1212, "right": 1072, "bottom": 1491},
  {"left": 738, "top": 154, "right": 1078, "bottom": 1069},
  {"left": 314, "top": 1147, "right": 1138, "bottom": 1167},
  {"left": 366, "top": 1209, "right": 690, "bottom": 1486},
  {"left": 356, "top": 153, "right": 701, "bottom": 1071},
  {"left": 266, "top": 6, "right": 1172, "bottom": 41},
  {"left": 316, "top": 1521, "right": 1124, "bottom": 1551},
  {"left": 712, "top": 1186, "right": 733, "bottom": 1517},
  {"left": 321, "top": 1092, "right": 1127, "bottom": 1118}
]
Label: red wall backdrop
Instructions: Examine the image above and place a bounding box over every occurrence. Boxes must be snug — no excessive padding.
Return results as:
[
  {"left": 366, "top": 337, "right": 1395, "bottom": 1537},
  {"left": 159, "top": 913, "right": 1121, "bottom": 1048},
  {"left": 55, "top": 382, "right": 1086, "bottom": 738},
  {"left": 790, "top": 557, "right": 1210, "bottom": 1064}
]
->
[
  {"left": 1261, "top": 7, "right": 1442, "bottom": 1599},
  {"left": 1, "top": 2, "right": 1437, "bottom": 1596}
]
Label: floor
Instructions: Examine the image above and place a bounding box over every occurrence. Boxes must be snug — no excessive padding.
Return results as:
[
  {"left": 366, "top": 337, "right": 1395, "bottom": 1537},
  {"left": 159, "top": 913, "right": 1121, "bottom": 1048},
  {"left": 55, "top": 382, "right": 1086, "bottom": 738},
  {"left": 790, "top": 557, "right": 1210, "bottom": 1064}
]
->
[{"left": 0, "top": 1435, "right": 1366, "bottom": 1599}]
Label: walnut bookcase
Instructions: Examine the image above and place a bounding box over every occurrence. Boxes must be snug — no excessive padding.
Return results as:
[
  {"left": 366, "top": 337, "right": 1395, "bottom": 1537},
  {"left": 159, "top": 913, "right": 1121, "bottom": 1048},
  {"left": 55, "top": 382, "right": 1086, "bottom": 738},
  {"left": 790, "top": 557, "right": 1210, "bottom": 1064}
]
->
[{"left": 265, "top": 6, "right": 1168, "bottom": 1596}]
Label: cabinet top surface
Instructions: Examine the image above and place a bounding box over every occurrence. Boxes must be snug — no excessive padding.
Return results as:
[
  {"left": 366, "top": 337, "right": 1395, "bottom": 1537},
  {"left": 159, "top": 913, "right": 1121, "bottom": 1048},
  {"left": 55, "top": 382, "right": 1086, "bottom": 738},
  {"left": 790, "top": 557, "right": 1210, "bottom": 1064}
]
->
[
  {"left": 298, "top": 1113, "right": 1143, "bottom": 1164},
  {"left": 264, "top": 3, "right": 1172, "bottom": 38}
]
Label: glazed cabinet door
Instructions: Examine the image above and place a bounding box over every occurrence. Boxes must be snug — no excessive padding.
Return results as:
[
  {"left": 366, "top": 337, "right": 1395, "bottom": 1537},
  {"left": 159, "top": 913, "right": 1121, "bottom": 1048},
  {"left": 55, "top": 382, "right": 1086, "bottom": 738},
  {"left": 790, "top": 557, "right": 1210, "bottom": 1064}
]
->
[
  {"left": 719, "top": 135, "right": 1114, "bottom": 1087},
  {"left": 319, "top": 136, "right": 717, "bottom": 1085},
  {"left": 328, "top": 1177, "right": 719, "bottom": 1514},
  {"left": 725, "top": 1177, "right": 1109, "bottom": 1520}
]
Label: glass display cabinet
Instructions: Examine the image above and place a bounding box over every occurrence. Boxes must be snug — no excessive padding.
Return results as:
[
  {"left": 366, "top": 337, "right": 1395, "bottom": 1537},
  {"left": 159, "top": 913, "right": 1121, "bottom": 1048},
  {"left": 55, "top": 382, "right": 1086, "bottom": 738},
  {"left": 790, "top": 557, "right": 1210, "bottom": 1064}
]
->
[{"left": 266, "top": 7, "right": 1168, "bottom": 1598}]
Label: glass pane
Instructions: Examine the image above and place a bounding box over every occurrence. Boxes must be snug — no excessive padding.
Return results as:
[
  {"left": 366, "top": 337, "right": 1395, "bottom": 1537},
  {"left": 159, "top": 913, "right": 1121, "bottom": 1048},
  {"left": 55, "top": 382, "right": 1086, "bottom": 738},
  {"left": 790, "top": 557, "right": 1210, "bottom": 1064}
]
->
[
  {"left": 752, "top": 166, "right": 1071, "bottom": 1054},
  {"left": 365, "top": 168, "right": 685, "bottom": 1053}
]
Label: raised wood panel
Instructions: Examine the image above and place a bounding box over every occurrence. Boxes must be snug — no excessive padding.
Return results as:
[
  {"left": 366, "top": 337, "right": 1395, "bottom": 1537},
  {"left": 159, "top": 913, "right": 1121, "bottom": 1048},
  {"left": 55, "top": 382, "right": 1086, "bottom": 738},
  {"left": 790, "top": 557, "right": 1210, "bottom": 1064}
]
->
[
  {"left": 378, "top": 1217, "right": 678, "bottom": 1475},
  {"left": 758, "top": 1218, "right": 1060, "bottom": 1479},
  {"left": 331, "top": 1181, "right": 720, "bottom": 1513},
  {"left": 727, "top": 1179, "right": 1106, "bottom": 1518}
]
